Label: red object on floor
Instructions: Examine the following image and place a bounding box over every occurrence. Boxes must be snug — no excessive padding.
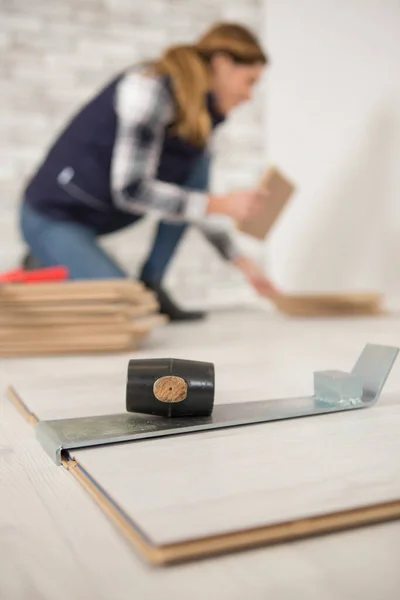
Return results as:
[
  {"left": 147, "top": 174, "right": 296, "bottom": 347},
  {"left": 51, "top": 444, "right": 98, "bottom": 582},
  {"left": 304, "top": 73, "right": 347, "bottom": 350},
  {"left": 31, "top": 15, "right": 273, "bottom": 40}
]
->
[{"left": 0, "top": 266, "right": 69, "bottom": 284}]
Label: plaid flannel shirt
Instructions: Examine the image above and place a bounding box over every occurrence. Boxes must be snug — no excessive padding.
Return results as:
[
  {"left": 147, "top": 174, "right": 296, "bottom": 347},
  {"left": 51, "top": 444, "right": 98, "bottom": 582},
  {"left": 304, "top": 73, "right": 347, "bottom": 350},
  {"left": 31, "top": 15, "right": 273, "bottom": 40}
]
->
[{"left": 110, "top": 70, "right": 240, "bottom": 261}]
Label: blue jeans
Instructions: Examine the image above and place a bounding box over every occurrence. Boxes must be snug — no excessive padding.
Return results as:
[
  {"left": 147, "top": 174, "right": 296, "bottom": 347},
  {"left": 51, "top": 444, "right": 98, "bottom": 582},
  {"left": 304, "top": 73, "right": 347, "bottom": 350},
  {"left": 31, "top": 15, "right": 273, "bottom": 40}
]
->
[{"left": 20, "top": 153, "right": 210, "bottom": 283}]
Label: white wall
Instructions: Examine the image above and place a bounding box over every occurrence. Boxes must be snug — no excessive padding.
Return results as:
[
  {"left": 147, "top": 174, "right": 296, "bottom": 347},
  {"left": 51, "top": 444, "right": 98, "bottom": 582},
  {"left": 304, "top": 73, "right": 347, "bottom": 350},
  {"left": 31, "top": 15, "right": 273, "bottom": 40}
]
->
[{"left": 264, "top": 0, "right": 400, "bottom": 298}]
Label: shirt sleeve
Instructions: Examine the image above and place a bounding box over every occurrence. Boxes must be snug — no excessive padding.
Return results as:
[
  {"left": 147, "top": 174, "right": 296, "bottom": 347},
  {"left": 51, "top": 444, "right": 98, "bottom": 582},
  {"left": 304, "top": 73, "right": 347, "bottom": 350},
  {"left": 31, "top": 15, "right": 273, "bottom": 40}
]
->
[
  {"left": 111, "top": 71, "right": 208, "bottom": 222},
  {"left": 196, "top": 219, "right": 242, "bottom": 261}
]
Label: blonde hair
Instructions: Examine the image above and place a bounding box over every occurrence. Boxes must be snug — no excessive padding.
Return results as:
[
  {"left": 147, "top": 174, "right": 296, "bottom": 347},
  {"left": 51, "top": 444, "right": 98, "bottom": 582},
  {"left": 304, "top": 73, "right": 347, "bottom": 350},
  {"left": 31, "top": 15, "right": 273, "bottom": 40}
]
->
[{"left": 146, "top": 23, "right": 267, "bottom": 146}]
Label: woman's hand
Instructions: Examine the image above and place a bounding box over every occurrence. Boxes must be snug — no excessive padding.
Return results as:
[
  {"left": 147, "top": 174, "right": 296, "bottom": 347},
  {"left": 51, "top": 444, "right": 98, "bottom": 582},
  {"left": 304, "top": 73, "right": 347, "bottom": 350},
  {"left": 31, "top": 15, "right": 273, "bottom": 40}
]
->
[
  {"left": 207, "top": 188, "right": 267, "bottom": 222},
  {"left": 233, "top": 255, "right": 279, "bottom": 299}
]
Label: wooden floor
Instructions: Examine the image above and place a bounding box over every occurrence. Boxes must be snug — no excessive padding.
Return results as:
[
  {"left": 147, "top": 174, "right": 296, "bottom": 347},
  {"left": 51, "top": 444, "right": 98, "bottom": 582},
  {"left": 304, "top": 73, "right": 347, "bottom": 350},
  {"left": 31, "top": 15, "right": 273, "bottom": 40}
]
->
[{"left": 1, "top": 305, "right": 400, "bottom": 599}]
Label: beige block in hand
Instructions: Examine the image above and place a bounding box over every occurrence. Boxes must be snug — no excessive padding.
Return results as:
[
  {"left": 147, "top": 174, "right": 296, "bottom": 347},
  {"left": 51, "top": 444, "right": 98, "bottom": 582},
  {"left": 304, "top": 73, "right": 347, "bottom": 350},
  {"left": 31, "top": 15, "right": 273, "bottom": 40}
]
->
[{"left": 237, "top": 166, "right": 295, "bottom": 240}]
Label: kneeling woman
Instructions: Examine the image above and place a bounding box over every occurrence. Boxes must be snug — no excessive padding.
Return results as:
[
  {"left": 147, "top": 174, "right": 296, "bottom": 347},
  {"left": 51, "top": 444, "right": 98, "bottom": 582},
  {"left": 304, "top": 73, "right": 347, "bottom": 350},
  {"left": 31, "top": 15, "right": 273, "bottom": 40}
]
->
[{"left": 20, "top": 22, "right": 277, "bottom": 321}]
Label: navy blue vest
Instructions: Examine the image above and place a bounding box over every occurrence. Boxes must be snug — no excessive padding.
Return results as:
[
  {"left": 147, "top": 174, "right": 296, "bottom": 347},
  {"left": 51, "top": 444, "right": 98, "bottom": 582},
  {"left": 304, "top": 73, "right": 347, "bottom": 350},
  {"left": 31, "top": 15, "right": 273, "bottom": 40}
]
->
[{"left": 24, "top": 73, "right": 224, "bottom": 235}]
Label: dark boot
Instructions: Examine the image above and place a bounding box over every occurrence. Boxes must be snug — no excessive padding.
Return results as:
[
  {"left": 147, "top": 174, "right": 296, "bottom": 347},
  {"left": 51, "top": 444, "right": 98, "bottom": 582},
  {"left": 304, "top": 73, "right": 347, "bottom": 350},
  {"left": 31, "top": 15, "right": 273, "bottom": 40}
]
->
[
  {"left": 143, "top": 281, "right": 206, "bottom": 322},
  {"left": 21, "top": 252, "right": 41, "bottom": 271}
]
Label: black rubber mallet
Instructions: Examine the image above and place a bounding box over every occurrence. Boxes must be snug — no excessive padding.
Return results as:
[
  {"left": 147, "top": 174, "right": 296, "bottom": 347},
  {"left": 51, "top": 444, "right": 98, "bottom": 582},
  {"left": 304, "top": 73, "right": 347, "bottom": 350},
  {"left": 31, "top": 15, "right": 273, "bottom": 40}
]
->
[{"left": 126, "top": 358, "right": 215, "bottom": 418}]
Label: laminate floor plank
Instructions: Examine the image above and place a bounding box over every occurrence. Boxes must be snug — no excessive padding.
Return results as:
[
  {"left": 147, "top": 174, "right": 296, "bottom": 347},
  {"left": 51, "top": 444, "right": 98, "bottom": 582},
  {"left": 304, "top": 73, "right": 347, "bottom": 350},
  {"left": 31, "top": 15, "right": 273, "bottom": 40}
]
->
[
  {"left": 2, "top": 307, "right": 400, "bottom": 599},
  {"left": 73, "top": 392, "right": 400, "bottom": 544}
]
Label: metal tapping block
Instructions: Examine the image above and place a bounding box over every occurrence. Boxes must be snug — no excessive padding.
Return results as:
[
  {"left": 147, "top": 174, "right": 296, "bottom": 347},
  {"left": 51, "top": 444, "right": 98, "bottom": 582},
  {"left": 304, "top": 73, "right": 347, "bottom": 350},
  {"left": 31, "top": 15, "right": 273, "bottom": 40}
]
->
[{"left": 32, "top": 343, "right": 398, "bottom": 465}]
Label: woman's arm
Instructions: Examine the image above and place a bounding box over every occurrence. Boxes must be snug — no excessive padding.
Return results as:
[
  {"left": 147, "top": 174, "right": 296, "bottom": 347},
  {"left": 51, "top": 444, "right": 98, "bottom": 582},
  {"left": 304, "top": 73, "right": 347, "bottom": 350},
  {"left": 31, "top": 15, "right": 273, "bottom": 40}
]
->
[
  {"left": 232, "top": 255, "right": 278, "bottom": 298},
  {"left": 111, "top": 71, "right": 209, "bottom": 222},
  {"left": 111, "top": 72, "right": 263, "bottom": 226},
  {"left": 111, "top": 70, "right": 274, "bottom": 272},
  {"left": 195, "top": 218, "right": 241, "bottom": 261},
  {"left": 198, "top": 221, "right": 278, "bottom": 296}
]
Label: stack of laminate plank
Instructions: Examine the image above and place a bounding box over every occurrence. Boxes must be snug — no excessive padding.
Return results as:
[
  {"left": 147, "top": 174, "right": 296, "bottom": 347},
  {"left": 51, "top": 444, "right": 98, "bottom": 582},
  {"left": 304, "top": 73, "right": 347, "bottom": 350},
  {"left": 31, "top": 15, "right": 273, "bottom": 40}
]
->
[{"left": 0, "top": 279, "right": 167, "bottom": 357}]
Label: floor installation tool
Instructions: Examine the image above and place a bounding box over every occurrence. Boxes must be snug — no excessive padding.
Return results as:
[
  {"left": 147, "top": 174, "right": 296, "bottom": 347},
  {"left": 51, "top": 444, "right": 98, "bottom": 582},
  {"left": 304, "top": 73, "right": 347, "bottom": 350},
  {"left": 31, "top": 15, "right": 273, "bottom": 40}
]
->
[
  {"left": 7, "top": 342, "right": 400, "bottom": 565},
  {"left": 17, "top": 343, "right": 398, "bottom": 466}
]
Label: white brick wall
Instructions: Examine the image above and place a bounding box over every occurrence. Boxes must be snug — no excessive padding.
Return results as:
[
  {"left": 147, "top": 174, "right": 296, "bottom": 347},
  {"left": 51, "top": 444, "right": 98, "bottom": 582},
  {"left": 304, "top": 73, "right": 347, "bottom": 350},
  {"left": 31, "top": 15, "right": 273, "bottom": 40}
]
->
[{"left": 0, "top": 0, "right": 267, "bottom": 307}]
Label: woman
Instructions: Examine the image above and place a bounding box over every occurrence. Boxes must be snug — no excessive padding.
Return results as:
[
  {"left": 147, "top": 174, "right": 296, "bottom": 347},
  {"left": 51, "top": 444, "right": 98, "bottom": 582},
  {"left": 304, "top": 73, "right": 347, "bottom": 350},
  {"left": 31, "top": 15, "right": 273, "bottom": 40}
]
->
[{"left": 20, "top": 22, "right": 277, "bottom": 321}]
